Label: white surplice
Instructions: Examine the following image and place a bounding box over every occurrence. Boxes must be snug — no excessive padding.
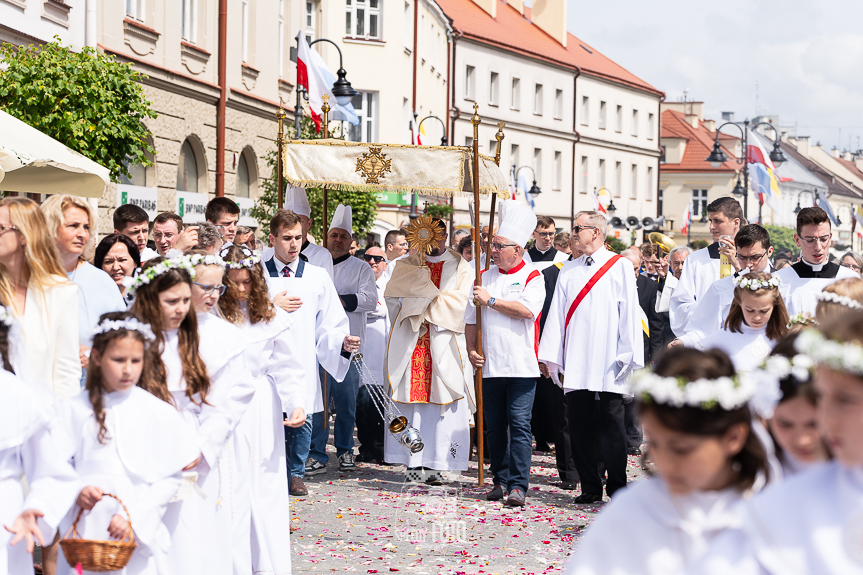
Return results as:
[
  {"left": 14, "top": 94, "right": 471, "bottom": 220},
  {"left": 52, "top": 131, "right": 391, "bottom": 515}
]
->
[
  {"left": 54, "top": 387, "right": 198, "bottom": 575},
  {"left": 524, "top": 246, "right": 570, "bottom": 272},
  {"left": 565, "top": 478, "right": 745, "bottom": 575},
  {"left": 0, "top": 371, "right": 78, "bottom": 575},
  {"left": 234, "top": 305, "right": 304, "bottom": 575},
  {"left": 696, "top": 324, "right": 775, "bottom": 373},
  {"left": 773, "top": 260, "right": 858, "bottom": 317},
  {"left": 656, "top": 274, "right": 678, "bottom": 314},
  {"left": 332, "top": 254, "right": 378, "bottom": 354},
  {"left": 538, "top": 248, "right": 644, "bottom": 392},
  {"left": 692, "top": 462, "right": 863, "bottom": 575},
  {"left": 677, "top": 273, "right": 738, "bottom": 346},
  {"left": 669, "top": 243, "right": 721, "bottom": 337}
]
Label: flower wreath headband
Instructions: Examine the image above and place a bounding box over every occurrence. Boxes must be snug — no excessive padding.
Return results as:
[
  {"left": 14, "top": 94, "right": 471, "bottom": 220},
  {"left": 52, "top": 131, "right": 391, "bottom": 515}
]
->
[
  {"left": 795, "top": 328, "right": 863, "bottom": 376},
  {"left": 815, "top": 291, "right": 863, "bottom": 310},
  {"left": 188, "top": 253, "right": 226, "bottom": 268},
  {"left": 733, "top": 276, "right": 781, "bottom": 291},
  {"left": 92, "top": 317, "right": 156, "bottom": 342},
  {"left": 219, "top": 246, "right": 262, "bottom": 270},
  {"left": 122, "top": 256, "right": 198, "bottom": 296},
  {"left": 628, "top": 368, "right": 757, "bottom": 411},
  {"left": 0, "top": 305, "right": 13, "bottom": 327}
]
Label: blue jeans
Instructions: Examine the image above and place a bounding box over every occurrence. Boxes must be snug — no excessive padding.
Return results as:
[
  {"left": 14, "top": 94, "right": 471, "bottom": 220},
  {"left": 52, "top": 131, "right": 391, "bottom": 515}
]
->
[
  {"left": 310, "top": 363, "right": 360, "bottom": 460},
  {"left": 284, "top": 416, "right": 315, "bottom": 478},
  {"left": 482, "top": 377, "right": 536, "bottom": 494}
]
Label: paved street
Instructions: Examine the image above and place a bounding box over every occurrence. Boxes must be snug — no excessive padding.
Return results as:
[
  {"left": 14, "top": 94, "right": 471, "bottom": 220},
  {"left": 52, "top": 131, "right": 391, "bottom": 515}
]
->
[{"left": 290, "top": 445, "right": 646, "bottom": 574}]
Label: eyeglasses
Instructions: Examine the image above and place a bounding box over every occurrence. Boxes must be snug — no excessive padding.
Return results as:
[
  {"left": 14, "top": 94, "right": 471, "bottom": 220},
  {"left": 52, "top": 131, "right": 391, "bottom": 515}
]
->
[
  {"left": 800, "top": 234, "right": 832, "bottom": 246},
  {"left": 842, "top": 262, "right": 862, "bottom": 272},
  {"left": 491, "top": 242, "right": 518, "bottom": 251},
  {"left": 153, "top": 233, "right": 176, "bottom": 241},
  {"left": 193, "top": 282, "right": 226, "bottom": 296},
  {"left": 0, "top": 223, "right": 18, "bottom": 235},
  {"left": 737, "top": 250, "right": 769, "bottom": 265},
  {"left": 534, "top": 231, "right": 556, "bottom": 238},
  {"left": 364, "top": 254, "right": 385, "bottom": 263},
  {"left": 572, "top": 225, "right": 598, "bottom": 235}
]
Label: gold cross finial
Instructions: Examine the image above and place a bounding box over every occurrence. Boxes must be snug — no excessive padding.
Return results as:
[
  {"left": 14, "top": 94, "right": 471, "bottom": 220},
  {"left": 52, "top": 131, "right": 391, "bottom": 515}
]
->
[{"left": 471, "top": 103, "right": 481, "bottom": 127}]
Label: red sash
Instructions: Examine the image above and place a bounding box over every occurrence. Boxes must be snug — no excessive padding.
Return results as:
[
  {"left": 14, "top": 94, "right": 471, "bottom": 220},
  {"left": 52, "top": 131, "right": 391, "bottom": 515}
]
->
[{"left": 564, "top": 255, "right": 621, "bottom": 334}]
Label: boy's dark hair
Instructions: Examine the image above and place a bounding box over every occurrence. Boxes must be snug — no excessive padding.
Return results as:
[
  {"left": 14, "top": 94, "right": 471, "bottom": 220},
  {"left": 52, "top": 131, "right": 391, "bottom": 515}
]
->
[
  {"left": 707, "top": 196, "right": 745, "bottom": 224},
  {"left": 113, "top": 204, "right": 149, "bottom": 230},
  {"left": 735, "top": 224, "right": 771, "bottom": 250},
  {"left": 205, "top": 197, "right": 240, "bottom": 224},
  {"left": 796, "top": 206, "right": 830, "bottom": 235}
]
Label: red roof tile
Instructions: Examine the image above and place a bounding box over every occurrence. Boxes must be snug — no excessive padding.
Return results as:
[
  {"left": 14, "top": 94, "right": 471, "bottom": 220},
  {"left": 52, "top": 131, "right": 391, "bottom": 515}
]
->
[
  {"left": 437, "top": 0, "right": 662, "bottom": 96},
  {"left": 835, "top": 156, "right": 863, "bottom": 181},
  {"left": 660, "top": 110, "right": 739, "bottom": 173}
]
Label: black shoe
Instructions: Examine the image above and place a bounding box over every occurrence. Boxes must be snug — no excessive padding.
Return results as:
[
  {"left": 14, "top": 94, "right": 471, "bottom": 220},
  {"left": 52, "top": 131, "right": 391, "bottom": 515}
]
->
[
  {"left": 558, "top": 480, "right": 578, "bottom": 491},
  {"left": 534, "top": 442, "right": 552, "bottom": 452},
  {"left": 339, "top": 452, "right": 356, "bottom": 470},
  {"left": 574, "top": 492, "right": 603, "bottom": 504},
  {"left": 505, "top": 488, "right": 526, "bottom": 507},
  {"left": 355, "top": 453, "right": 377, "bottom": 463},
  {"left": 486, "top": 485, "right": 506, "bottom": 501},
  {"left": 627, "top": 447, "right": 642, "bottom": 456}
]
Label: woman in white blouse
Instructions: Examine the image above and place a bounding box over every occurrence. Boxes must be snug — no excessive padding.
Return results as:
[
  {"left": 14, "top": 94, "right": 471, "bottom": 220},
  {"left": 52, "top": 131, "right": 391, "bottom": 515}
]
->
[{"left": 0, "top": 197, "right": 80, "bottom": 398}]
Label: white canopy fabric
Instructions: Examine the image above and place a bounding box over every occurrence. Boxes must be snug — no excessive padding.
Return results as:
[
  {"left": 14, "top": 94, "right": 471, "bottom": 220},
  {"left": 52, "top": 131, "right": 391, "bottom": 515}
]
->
[
  {"left": 0, "top": 109, "right": 110, "bottom": 198},
  {"left": 281, "top": 139, "right": 510, "bottom": 199}
]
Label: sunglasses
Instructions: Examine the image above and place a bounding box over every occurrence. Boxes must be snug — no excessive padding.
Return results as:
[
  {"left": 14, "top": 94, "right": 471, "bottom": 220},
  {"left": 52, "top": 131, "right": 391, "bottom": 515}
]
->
[
  {"left": 572, "top": 225, "right": 597, "bottom": 235},
  {"left": 364, "top": 254, "right": 385, "bottom": 263}
]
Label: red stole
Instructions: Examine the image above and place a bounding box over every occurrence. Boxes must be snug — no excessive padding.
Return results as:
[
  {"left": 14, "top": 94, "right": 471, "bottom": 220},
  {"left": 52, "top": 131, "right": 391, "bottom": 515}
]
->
[{"left": 408, "top": 261, "right": 444, "bottom": 402}]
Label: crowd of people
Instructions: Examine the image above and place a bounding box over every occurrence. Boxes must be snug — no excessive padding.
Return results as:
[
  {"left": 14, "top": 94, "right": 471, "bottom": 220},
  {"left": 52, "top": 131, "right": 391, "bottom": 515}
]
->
[{"left": 2, "top": 188, "right": 863, "bottom": 575}]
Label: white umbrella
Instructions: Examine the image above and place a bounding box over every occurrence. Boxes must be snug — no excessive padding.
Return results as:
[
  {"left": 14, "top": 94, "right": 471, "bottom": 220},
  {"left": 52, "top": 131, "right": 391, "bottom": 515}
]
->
[{"left": 0, "top": 109, "right": 110, "bottom": 198}]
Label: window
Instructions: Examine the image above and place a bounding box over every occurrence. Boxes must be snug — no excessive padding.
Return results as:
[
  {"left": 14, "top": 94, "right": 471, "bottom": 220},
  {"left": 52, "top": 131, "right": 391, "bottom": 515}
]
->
[
  {"left": 465, "top": 136, "right": 473, "bottom": 147},
  {"left": 553, "top": 151, "right": 562, "bottom": 190},
  {"left": 580, "top": 156, "right": 588, "bottom": 193},
  {"left": 120, "top": 158, "right": 149, "bottom": 187},
  {"left": 419, "top": 15, "right": 425, "bottom": 61},
  {"left": 554, "top": 89, "right": 563, "bottom": 119},
  {"left": 631, "top": 109, "right": 639, "bottom": 137},
  {"left": 489, "top": 140, "right": 498, "bottom": 158},
  {"left": 181, "top": 0, "right": 198, "bottom": 43},
  {"left": 658, "top": 188, "right": 664, "bottom": 215},
  {"left": 511, "top": 77, "right": 520, "bottom": 110},
  {"left": 511, "top": 144, "right": 519, "bottom": 169},
  {"left": 660, "top": 145, "right": 667, "bottom": 163},
  {"left": 304, "top": 1, "right": 316, "bottom": 43},
  {"left": 614, "top": 161, "right": 622, "bottom": 197},
  {"left": 534, "top": 84, "right": 543, "bottom": 115},
  {"left": 126, "top": 0, "right": 145, "bottom": 21},
  {"left": 346, "top": 0, "right": 381, "bottom": 40},
  {"left": 348, "top": 92, "right": 379, "bottom": 143},
  {"left": 403, "top": 2, "right": 411, "bottom": 50},
  {"left": 534, "top": 148, "right": 542, "bottom": 187},
  {"left": 242, "top": 0, "right": 249, "bottom": 62},
  {"left": 599, "top": 101, "right": 607, "bottom": 130},
  {"left": 237, "top": 153, "right": 252, "bottom": 198},
  {"left": 464, "top": 65, "right": 475, "bottom": 100},
  {"left": 177, "top": 139, "right": 199, "bottom": 193},
  {"left": 615, "top": 105, "right": 622, "bottom": 133},
  {"left": 580, "top": 96, "right": 589, "bottom": 126},
  {"left": 691, "top": 189, "right": 708, "bottom": 217},
  {"left": 646, "top": 166, "right": 653, "bottom": 200},
  {"left": 648, "top": 113, "right": 655, "bottom": 140},
  {"left": 489, "top": 72, "right": 499, "bottom": 106},
  {"left": 630, "top": 164, "right": 638, "bottom": 199},
  {"left": 598, "top": 158, "right": 606, "bottom": 190}
]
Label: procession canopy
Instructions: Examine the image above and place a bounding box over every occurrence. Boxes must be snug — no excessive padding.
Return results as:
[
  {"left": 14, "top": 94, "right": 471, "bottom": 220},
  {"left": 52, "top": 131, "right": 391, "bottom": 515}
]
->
[{"left": 281, "top": 139, "right": 510, "bottom": 199}]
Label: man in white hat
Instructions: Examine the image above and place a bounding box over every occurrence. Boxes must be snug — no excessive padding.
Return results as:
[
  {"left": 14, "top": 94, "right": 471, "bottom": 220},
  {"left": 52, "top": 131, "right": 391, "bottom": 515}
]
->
[
  {"left": 309, "top": 204, "right": 377, "bottom": 471},
  {"left": 262, "top": 187, "right": 334, "bottom": 279},
  {"left": 538, "top": 210, "right": 644, "bottom": 504},
  {"left": 465, "top": 200, "right": 546, "bottom": 508},
  {"left": 383, "top": 218, "right": 475, "bottom": 483}
]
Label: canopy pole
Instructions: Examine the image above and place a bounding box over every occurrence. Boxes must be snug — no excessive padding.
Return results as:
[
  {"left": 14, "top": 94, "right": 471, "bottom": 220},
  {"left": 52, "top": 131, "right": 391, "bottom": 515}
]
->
[
  {"left": 470, "top": 104, "right": 485, "bottom": 486},
  {"left": 484, "top": 122, "right": 505, "bottom": 274},
  {"left": 277, "top": 106, "right": 286, "bottom": 209},
  {"left": 321, "top": 96, "right": 331, "bottom": 428}
]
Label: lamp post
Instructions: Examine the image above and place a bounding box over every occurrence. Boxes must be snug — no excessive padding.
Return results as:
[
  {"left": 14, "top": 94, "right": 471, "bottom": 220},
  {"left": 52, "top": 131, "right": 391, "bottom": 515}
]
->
[
  {"left": 418, "top": 114, "right": 448, "bottom": 145},
  {"left": 294, "top": 37, "right": 359, "bottom": 136},
  {"left": 794, "top": 189, "right": 818, "bottom": 214},
  {"left": 514, "top": 165, "right": 542, "bottom": 200},
  {"left": 705, "top": 120, "right": 786, "bottom": 224}
]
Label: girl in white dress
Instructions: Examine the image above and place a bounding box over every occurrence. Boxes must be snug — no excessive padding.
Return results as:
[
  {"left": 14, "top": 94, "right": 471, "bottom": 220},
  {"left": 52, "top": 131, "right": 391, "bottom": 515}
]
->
[
  {"left": 128, "top": 256, "right": 241, "bottom": 575},
  {"left": 1, "top": 306, "right": 79, "bottom": 575},
  {"left": 220, "top": 244, "right": 306, "bottom": 575},
  {"left": 698, "top": 272, "right": 789, "bottom": 373},
  {"left": 813, "top": 278, "right": 863, "bottom": 324},
  {"left": 564, "top": 347, "right": 770, "bottom": 575},
  {"left": 53, "top": 312, "right": 198, "bottom": 575},
  {"left": 694, "top": 312, "right": 863, "bottom": 575}
]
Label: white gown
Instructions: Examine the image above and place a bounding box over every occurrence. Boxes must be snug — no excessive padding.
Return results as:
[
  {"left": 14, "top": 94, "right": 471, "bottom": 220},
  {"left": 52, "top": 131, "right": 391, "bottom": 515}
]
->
[
  {"left": 0, "top": 370, "right": 78, "bottom": 575},
  {"left": 669, "top": 243, "right": 721, "bottom": 336},
  {"left": 54, "top": 388, "right": 198, "bottom": 575},
  {"left": 774, "top": 260, "right": 858, "bottom": 317},
  {"left": 696, "top": 324, "right": 775, "bottom": 373},
  {"left": 565, "top": 478, "right": 745, "bottom": 575}
]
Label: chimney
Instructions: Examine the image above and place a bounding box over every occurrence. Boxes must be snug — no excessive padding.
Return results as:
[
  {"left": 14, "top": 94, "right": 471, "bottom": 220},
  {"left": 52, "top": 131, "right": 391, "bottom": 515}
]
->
[
  {"left": 531, "top": 0, "right": 567, "bottom": 47},
  {"left": 856, "top": 157, "right": 863, "bottom": 172},
  {"left": 471, "top": 0, "right": 496, "bottom": 17},
  {"left": 794, "top": 136, "right": 810, "bottom": 159},
  {"left": 844, "top": 151, "right": 853, "bottom": 161},
  {"left": 508, "top": 0, "right": 524, "bottom": 15},
  {"left": 703, "top": 119, "right": 715, "bottom": 132},
  {"left": 831, "top": 147, "right": 841, "bottom": 159}
]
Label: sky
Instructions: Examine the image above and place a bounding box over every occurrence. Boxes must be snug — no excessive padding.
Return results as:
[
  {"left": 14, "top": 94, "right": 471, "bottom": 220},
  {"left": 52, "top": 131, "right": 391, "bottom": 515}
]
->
[{"left": 532, "top": 0, "right": 863, "bottom": 152}]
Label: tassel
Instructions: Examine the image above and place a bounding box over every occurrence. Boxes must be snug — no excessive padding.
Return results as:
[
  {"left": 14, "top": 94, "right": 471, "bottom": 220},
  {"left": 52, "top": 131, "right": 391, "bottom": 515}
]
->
[
  {"left": 169, "top": 471, "right": 206, "bottom": 502},
  {"left": 75, "top": 563, "right": 83, "bottom": 575}
]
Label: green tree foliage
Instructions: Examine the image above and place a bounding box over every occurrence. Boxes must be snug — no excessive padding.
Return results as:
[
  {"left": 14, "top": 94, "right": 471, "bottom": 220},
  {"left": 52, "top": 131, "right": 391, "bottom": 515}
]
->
[
  {"left": 605, "top": 235, "right": 628, "bottom": 254},
  {"left": 424, "top": 201, "right": 454, "bottom": 220},
  {"left": 763, "top": 225, "right": 799, "bottom": 255},
  {"left": 0, "top": 38, "right": 157, "bottom": 181},
  {"left": 251, "top": 114, "right": 379, "bottom": 241}
]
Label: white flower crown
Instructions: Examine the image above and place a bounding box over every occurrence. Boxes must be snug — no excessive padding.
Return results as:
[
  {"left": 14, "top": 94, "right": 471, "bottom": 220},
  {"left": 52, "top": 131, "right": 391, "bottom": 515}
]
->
[
  {"left": 733, "top": 275, "right": 781, "bottom": 291},
  {"left": 122, "top": 256, "right": 197, "bottom": 296},
  {"left": 788, "top": 312, "right": 817, "bottom": 327},
  {"left": 220, "top": 246, "right": 262, "bottom": 270},
  {"left": 815, "top": 291, "right": 863, "bottom": 310},
  {"left": 0, "top": 305, "right": 13, "bottom": 327},
  {"left": 763, "top": 354, "right": 815, "bottom": 383},
  {"left": 628, "top": 368, "right": 757, "bottom": 410},
  {"left": 189, "top": 253, "right": 226, "bottom": 268},
  {"left": 795, "top": 329, "right": 863, "bottom": 376},
  {"left": 92, "top": 317, "right": 156, "bottom": 342}
]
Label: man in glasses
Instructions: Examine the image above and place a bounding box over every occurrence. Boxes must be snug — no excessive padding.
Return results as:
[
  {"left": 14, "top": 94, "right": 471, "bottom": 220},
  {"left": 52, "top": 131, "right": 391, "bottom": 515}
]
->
[
  {"left": 671, "top": 224, "right": 773, "bottom": 348},
  {"left": 152, "top": 212, "right": 199, "bottom": 257},
  {"left": 774, "top": 206, "right": 857, "bottom": 316},
  {"left": 524, "top": 215, "right": 568, "bottom": 272},
  {"left": 670, "top": 197, "right": 744, "bottom": 337},
  {"left": 538, "top": 210, "right": 643, "bottom": 505}
]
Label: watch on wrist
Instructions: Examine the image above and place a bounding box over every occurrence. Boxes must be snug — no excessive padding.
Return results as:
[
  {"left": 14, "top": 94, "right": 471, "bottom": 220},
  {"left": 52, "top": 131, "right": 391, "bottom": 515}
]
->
[{"left": 488, "top": 297, "right": 496, "bottom": 308}]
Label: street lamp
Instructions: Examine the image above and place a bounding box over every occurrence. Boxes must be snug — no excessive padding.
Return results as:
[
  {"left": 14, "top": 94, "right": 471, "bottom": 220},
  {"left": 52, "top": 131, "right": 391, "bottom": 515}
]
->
[
  {"left": 295, "top": 37, "right": 359, "bottom": 135},
  {"left": 514, "top": 165, "right": 541, "bottom": 199},
  {"left": 704, "top": 119, "right": 786, "bottom": 224},
  {"left": 607, "top": 199, "right": 617, "bottom": 214},
  {"left": 418, "top": 115, "right": 448, "bottom": 145},
  {"left": 794, "top": 189, "right": 817, "bottom": 214}
]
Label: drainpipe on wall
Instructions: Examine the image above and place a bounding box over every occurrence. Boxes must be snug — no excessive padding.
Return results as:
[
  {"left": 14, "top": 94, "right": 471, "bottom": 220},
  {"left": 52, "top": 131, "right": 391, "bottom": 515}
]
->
[
  {"left": 656, "top": 93, "right": 666, "bottom": 218},
  {"left": 216, "top": 0, "right": 228, "bottom": 197},
  {"left": 570, "top": 67, "right": 581, "bottom": 229}
]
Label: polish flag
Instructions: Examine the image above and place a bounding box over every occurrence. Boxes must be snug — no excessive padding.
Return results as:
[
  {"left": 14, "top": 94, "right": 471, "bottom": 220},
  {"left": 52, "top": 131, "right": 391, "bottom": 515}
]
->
[
  {"left": 297, "top": 33, "right": 334, "bottom": 133},
  {"left": 410, "top": 114, "right": 422, "bottom": 145},
  {"left": 681, "top": 205, "right": 692, "bottom": 236},
  {"left": 590, "top": 187, "right": 607, "bottom": 214}
]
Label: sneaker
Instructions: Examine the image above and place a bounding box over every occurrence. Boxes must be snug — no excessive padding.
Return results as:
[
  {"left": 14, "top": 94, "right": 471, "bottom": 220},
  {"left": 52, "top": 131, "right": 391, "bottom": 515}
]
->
[
  {"left": 505, "top": 488, "right": 526, "bottom": 507},
  {"left": 486, "top": 485, "right": 506, "bottom": 501},
  {"left": 289, "top": 476, "right": 308, "bottom": 496},
  {"left": 339, "top": 452, "right": 356, "bottom": 470},
  {"left": 305, "top": 458, "right": 327, "bottom": 476}
]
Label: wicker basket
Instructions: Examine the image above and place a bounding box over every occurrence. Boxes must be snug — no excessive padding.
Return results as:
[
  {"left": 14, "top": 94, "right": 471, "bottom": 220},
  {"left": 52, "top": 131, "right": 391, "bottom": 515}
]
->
[{"left": 59, "top": 493, "right": 137, "bottom": 572}]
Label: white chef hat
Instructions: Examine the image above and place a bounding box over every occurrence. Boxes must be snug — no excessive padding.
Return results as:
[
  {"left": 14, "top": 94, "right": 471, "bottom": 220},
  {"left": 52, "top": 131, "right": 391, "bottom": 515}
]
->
[
  {"left": 329, "top": 204, "right": 353, "bottom": 233},
  {"left": 284, "top": 186, "right": 311, "bottom": 218},
  {"left": 496, "top": 200, "right": 536, "bottom": 248}
]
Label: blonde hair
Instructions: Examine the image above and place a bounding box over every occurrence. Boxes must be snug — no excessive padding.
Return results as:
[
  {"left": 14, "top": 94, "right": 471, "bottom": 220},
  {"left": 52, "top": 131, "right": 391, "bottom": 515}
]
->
[
  {"left": 40, "top": 195, "right": 94, "bottom": 262},
  {"left": 815, "top": 278, "right": 863, "bottom": 324},
  {"left": 0, "top": 197, "right": 68, "bottom": 314}
]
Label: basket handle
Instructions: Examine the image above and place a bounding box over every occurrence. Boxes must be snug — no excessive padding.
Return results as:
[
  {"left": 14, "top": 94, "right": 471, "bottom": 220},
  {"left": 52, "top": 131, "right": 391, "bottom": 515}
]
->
[{"left": 62, "top": 492, "right": 136, "bottom": 544}]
